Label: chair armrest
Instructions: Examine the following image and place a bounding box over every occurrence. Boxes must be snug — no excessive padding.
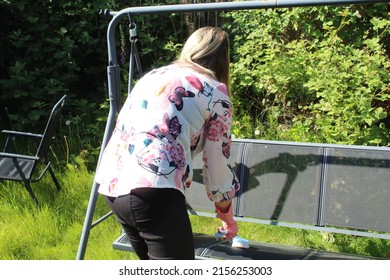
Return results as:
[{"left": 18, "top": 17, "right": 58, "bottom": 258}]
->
[
  {"left": 1, "top": 130, "right": 43, "bottom": 139},
  {"left": 0, "top": 152, "right": 39, "bottom": 161},
  {"left": 1, "top": 130, "right": 43, "bottom": 153}
]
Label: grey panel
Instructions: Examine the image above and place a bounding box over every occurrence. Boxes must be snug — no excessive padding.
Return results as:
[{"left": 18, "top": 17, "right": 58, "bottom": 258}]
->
[
  {"left": 239, "top": 142, "right": 323, "bottom": 225},
  {"left": 323, "top": 147, "right": 390, "bottom": 232},
  {"left": 185, "top": 141, "right": 245, "bottom": 214}
]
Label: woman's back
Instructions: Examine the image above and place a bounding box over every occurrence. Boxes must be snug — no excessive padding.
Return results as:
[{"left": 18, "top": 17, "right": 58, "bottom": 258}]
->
[{"left": 96, "top": 63, "right": 235, "bottom": 201}]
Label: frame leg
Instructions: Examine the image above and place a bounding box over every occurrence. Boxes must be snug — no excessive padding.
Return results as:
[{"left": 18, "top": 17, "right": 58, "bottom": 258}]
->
[{"left": 48, "top": 166, "right": 61, "bottom": 191}]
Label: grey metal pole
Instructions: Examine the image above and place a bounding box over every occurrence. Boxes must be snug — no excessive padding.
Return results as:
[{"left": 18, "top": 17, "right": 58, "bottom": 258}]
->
[
  {"left": 76, "top": 0, "right": 389, "bottom": 260},
  {"left": 107, "top": 0, "right": 387, "bottom": 17},
  {"left": 105, "top": 0, "right": 387, "bottom": 70}
]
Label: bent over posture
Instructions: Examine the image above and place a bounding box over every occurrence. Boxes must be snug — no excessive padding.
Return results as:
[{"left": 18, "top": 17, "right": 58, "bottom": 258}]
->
[{"left": 95, "top": 26, "right": 240, "bottom": 260}]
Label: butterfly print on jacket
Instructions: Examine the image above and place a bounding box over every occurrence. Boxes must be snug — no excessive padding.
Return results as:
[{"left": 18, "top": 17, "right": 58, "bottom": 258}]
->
[
  {"left": 168, "top": 86, "right": 195, "bottom": 111},
  {"left": 136, "top": 114, "right": 185, "bottom": 177}
]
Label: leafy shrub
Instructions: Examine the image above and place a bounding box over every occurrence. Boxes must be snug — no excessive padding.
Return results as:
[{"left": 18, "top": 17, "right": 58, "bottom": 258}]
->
[
  {"left": 0, "top": 0, "right": 189, "bottom": 168},
  {"left": 1, "top": 1, "right": 389, "bottom": 172},
  {"left": 226, "top": 5, "right": 390, "bottom": 145}
]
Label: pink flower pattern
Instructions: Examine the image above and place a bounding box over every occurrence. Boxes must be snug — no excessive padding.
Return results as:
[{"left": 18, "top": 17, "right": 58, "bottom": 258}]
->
[{"left": 205, "top": 118, "right": 228, "bottom": 142}]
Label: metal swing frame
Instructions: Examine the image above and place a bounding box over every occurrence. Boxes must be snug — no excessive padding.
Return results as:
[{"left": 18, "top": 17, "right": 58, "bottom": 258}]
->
[{"left": 76, "top": 0, "right": 388, "bottom": 260}]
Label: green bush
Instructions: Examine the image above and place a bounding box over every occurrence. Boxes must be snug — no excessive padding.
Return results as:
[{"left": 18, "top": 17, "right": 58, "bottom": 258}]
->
[
  {"left": 226, "top": 5, "right": 390, "bottom": 145},
  {"left": 2, "top": 2, "right": 389, "bottom": 162},
  {"left": 0, "top": 0, "right": 188, "bottom": 168}
]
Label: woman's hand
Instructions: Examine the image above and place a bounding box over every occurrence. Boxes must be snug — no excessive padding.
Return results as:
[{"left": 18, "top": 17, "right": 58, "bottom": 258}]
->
[{"left": 215, "top": 200, "right": 238, "bottom": 239}]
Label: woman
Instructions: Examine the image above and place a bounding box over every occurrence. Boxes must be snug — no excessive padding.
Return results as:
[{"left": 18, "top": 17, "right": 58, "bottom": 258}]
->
[{"left": 95, "top": 26, "right": 240, "bottom": 260}]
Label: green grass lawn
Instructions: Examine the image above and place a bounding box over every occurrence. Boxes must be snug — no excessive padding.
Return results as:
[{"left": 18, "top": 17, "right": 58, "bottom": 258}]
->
[{"left": 0, "top": 160, "right": 389, "bottom": 260}]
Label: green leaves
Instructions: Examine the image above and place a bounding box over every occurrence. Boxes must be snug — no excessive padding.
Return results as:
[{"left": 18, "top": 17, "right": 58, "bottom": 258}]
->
[{"left": 226, "top": 5, "right": 390, "bottom": 146}]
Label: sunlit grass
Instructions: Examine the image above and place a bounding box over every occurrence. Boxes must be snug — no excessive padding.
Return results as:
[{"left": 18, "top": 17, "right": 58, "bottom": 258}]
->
[
  {"left": 0, "top": 156, "right": 389, "bottom": 260},
  {"left": 0, "top": 156, "right": 136, "bottom": 260}
]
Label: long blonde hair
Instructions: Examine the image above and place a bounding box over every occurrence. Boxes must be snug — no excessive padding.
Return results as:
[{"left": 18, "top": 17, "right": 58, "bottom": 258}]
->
[{"left": 175, "top": 26, "right": 231, "bottom": 97}]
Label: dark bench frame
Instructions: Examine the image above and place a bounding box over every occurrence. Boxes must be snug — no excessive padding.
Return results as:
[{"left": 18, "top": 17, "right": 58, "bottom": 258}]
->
[
  {"left": 112, "top": 138, "right": 390, "bottom": 259},
  {"left": 76, "top": 0, "right": 390, "bottom": 260}
]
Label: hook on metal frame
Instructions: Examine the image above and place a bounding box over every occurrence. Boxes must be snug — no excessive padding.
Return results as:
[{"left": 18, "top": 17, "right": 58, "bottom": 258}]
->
[{"left": 128, "top": 13, "right": 138, "bottom": 43}]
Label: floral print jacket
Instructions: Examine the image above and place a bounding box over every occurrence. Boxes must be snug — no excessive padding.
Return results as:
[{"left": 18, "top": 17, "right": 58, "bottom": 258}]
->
[{"left": 95, "top": 63, "right": 240, "bottom": 202}]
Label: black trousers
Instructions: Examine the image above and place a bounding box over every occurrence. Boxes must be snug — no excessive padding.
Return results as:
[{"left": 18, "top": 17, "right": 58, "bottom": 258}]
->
[{"left": 105, "top": 188, "right": 195, "bottom": 260}]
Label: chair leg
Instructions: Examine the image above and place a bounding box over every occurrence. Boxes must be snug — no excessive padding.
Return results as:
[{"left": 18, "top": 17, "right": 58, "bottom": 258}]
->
[
  {"left": 48, "top": 166, "right": 61, "bottom": 191},
  {"left": 12, "top": 158, "right": 39, "bottom": 205},
  {"left": 23, "top": 180, "right": 39, "bottom": 205}
]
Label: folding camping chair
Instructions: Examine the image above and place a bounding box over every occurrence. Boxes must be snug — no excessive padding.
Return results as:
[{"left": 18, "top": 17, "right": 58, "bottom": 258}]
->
[{"left": 0, "top": 95, "right": 66, "bottom": 205}]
